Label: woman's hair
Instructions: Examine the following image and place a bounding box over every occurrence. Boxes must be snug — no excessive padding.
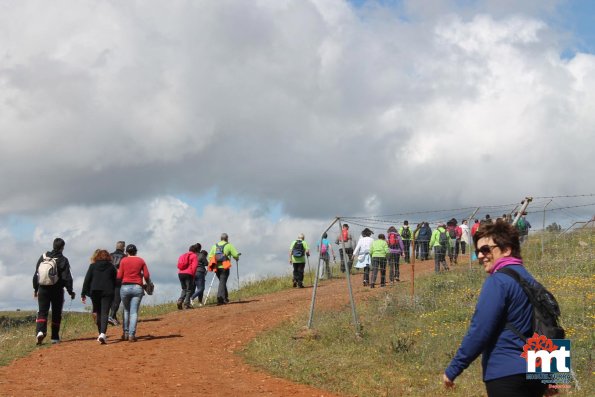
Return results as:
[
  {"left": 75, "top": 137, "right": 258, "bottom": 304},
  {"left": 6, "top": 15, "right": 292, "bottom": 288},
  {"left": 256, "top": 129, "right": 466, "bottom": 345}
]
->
[
  {"left": 387, "top": 226, "right": 397, "bottom": 233},
  {"left": 94, "top": 249, "right": 112, "bottom": 262},
  {"left": 378, "top": 233, "right": 385, "bottom": 240},
  {"left": 473, "top": 220, "right": 522, "bottom": 259},
  {"left": 189, "top": 243, "right": 201, "bottom": 253},
  {"left": 322, "top": 232, "right": 328, "bottom": 239},
  {"left": 90, "top": 249, "right": 101, "bottom": 262}
]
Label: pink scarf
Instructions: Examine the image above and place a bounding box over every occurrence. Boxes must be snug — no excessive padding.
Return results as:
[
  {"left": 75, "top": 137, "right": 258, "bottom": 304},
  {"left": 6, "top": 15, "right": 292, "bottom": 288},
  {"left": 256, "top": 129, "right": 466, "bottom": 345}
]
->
[{"left": 490, "top": 257, "right": 523, "bottom": 275}]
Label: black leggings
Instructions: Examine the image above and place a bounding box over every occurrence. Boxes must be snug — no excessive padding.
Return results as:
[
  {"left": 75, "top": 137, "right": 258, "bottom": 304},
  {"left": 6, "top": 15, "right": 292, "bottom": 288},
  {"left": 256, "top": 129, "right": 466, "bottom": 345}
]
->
[
  {"left": 91, "top": 291, "right": 114, "bottom": 334},
  {"left": 485, "top": 374, "right": 547, "bottom": 397},
  {"left": 36, "top": 286, "right": 64, "bottom": 340}
]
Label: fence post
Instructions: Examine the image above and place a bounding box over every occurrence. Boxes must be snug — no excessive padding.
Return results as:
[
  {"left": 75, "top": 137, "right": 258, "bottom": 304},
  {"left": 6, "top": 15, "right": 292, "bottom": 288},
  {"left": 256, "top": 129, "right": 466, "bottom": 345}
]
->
[{"left": 542, "top": 199, "right": 552, "bottom": 256}]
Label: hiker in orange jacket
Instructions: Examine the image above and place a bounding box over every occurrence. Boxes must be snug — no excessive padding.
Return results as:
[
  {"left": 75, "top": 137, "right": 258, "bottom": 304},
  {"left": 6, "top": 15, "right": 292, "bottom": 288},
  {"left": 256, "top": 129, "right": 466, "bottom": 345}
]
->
[
  {"left": 177, "top": 244, "right": 199, "bottom": 310},
  {"left": 208, "top": 233, "right": 240, "bottom": 305}
]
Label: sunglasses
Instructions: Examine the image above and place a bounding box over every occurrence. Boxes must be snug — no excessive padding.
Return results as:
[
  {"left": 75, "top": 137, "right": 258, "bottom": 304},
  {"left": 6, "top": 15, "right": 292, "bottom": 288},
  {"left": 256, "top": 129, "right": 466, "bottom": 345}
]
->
[{"left": 475, "top": 244, "right": 498, "bottom": 256}]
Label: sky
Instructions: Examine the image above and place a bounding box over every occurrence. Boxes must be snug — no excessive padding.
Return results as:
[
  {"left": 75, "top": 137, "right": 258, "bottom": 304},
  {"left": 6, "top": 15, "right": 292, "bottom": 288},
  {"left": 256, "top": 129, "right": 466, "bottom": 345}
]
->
[{"left": 1, "top": 0, "right": 594, "bottom": 310}]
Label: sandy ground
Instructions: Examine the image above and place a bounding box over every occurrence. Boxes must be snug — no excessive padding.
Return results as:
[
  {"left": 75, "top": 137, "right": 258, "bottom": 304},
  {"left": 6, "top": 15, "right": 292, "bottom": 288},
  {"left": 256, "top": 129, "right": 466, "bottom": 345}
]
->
[{"left": 0, "top": 258, "right": 440, "bottom": 397}]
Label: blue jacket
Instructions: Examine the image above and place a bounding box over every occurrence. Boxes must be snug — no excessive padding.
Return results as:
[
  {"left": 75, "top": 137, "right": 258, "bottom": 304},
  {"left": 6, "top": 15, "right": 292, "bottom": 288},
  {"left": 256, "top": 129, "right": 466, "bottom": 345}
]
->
[{"left": 445, "top": 265, "right": 535, "bottom": 382}]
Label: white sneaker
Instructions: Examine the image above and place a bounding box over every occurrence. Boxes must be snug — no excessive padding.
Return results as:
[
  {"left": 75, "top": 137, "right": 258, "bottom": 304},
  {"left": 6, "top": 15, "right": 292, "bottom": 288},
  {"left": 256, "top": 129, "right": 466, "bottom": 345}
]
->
[
  {"left": 97, "top": 333, "right": 106, "bottom": 344},
  {"left": 36, "top": 331, "right": 45, "bottom": 345}
]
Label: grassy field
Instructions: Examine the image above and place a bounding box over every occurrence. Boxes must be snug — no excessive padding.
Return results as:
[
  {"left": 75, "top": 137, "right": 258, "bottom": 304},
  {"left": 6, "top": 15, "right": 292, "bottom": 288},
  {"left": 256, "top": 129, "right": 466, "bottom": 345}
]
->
[{"left": 241, "top": 230, "right": 595, "bottom": 396}]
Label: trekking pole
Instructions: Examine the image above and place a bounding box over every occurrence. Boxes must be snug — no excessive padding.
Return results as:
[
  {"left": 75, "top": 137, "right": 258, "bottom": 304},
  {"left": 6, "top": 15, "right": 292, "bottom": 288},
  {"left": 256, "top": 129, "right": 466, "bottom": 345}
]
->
[
  {"left": 60, "top": 296, "right": 74, "bottom": 341},
  {"left": 306, "top": 255, "right": 313, "bottom": 286},
  {"left": 203, "top": 273, "right": 216, "bottom": 306},
  {"left": 235, "top": 254, "right": 241, "bottom": 302}
]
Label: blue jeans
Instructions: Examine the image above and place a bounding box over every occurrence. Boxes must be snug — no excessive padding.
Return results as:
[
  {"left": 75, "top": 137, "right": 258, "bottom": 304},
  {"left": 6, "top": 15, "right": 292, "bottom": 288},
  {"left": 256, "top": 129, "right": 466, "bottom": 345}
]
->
[
  {"left": 120, "top": 284, "right": 144, "bottom": 336},
  {"left": 191, "top": 270, "right": 206, "bottom": 301}
]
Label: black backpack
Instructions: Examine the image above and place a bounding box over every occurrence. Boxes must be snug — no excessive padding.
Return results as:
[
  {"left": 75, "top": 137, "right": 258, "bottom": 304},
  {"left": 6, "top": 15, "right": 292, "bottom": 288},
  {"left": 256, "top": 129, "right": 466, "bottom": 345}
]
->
[
  {"left": 292, "top": 240, "right": 305, "bottom": 258},
  {"left": 498, "top": 267, "right": 565, "bottom": 341},
  {"left": 438, "top": 230, "right": 448, "bottom": 248},
  {"left": 401, "top": 227, "right": 411, "bottom": 240},
  {"left": 111, "top": 252, "right": 125, "bottom": 270}
]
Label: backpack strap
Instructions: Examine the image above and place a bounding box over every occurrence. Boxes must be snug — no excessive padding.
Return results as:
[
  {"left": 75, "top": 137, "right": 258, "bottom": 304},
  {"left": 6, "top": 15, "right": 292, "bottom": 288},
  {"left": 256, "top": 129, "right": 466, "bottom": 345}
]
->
[{"left": 497, "top": 267, "right": 530, "bottom": 341}]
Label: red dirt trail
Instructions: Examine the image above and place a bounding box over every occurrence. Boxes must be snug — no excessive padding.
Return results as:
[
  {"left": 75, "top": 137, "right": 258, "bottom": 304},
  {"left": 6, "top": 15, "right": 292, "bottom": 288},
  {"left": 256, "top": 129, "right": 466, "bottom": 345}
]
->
[{"left": 0, "top": 259, "right": 441, "bottom": 396}]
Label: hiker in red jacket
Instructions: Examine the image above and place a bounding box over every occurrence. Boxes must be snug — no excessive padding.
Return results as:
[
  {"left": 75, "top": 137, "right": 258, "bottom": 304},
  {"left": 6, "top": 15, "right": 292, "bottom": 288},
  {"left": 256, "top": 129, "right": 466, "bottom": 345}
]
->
[{"left": 177, "top": 244, "right": 199, "bottom": 310}]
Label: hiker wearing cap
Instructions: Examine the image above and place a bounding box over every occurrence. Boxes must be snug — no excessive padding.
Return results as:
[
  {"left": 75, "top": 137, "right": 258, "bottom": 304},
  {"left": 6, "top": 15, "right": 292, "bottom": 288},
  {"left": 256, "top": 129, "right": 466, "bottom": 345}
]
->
[
  {"left": 386, "top": 226, "right": 405, "bottom": 283},
  {"left": 335, "top": 224, "right": 354, "bottom": 273},
  {"left": 430, "top": 223, "right": 450, "bottom": 273},
  {"left": 289, "top": 233, "right": 310, "bottom": 288},
  {"left": 191, "top": 249, "right": 209, "bottom": 305},
  {"left": 352, "top": 228, "right": 374, "bottom": 286},
  {"left": 399, "top": 221, "right": 412, "bottom": 263},
  {"left": 369, "top": 233, "right": 389, "bottom": 288},
  {"left": 116, "top": 244, "right": 152, "bottom": 342},
  {"left": 317, "top": 232, "right": 335, "bottom": 279},
  {"left": 443, "top": 221, "right": 549, "bottom": 396},
  {"left": 208, "top": 233, "right": 240, "bottom": 305},
  {"left": 81, "top": 249, "right": 117, "bottom": 344},
  {"left": 33, "top": 237, "right": 76, "bottom": 345},
  {"left": 108, "top": 241, "right": 126, "bottom": 326}
]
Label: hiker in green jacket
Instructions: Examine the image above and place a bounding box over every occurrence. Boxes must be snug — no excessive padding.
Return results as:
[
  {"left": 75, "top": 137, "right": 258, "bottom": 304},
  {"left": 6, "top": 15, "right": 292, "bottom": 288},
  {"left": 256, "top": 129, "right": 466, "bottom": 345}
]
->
[
  {"left": 430, "top": 224, "right": 451, "bottom": 273},
  {"left": 370, "top": 234, "right": 389, "bottom": 288},
  {"left": 289, "top": 233, "right": 310, "bottom": 288}
]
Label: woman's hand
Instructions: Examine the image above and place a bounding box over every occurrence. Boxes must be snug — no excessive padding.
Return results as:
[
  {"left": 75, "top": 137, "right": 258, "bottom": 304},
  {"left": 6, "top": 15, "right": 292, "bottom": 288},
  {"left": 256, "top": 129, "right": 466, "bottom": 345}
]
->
[{"left": 443, "top": 374, "right": 454, "bottom": 388}]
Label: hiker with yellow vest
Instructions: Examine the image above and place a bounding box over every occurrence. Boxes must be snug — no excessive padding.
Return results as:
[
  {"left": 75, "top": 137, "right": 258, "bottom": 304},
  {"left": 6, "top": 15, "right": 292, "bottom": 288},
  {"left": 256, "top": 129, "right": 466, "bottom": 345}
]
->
[{"left": 208, "top": 233, "right": 240, "bottom": 306}]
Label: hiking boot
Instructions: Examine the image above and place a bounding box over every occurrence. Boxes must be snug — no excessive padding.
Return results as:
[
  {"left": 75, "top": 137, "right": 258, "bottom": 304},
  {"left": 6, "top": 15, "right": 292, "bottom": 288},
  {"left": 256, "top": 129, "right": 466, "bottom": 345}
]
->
[
  {"left": 292, "top": 281, "right": 297, "bottom": 288},
  {"left": 107, "top": 317, "right": 118, "bottom": 326},
  {"left": 121, "top": 332, "right": 129, "bottom": 341},
  {"left": 370, "top": 284, "right": 375, "bottom": 288},
  {"left": 183, "top": 304, "right": 193, "bottom": 309},
  {"left": 51, "top": 339, "right": 60, "bottom": 344},
  {"left": 224, "top": 298, "right": 230, "bottom": 303},
  {"left": 36, "top": 331, "right": 45, "bottom": 345},
  {"left": 97, "top": 333, "right": 107, "bottom": 344},
  {"left": 129, "top": 335, "right": 137, "bottom": 342},
  {"left": 177, "top": 300, "right": 183, "bottom": 310},
  {"left": 298, "top": 284, "right": 304, "bottom": 288},
  {"left": 216, "top": 298, "right": 226, "bottom": 306}
]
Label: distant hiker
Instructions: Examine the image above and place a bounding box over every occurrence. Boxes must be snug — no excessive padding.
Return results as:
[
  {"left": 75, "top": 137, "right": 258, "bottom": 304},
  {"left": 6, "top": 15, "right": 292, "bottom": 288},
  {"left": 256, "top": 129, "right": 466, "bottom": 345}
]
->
[
  {"left": 443, "top": 221, "right": 551, "bottom": 397},
  {"left": 208, "top": 233, "right": 240, "bottom": 305},
  {"left": 33, "top": 237, "right": 75, "bottom": 345},
  {"left": 459, "top": 220, "right": 470, "bottom": 255},
  {"left": 417, "top": 222, "right": 432, "bottom": 261},
  {"left": 335, "top": 224, "right": 354, "bottom": 273},
  {"left": 191, "top": 249, "right": 209, "bottom": 305},
  {"left": 289, "top": 233, "right": 310, "bottom": 288},
  {"left": 81, "top": 249, "right": 117, "bottom": 344},
  {"left": 399, "top": 221, "right": 412, "bottom": 263},
  {"left": 317, "top": 232, "right": 335, "bottom": 279},
  {"left": 430, "top": 224, "right": 450, "bottom": 273},
  {"left": 177, "top": 244, "right": 199, "bottom": 310},
  {"left": 352, "top": 228, "right": 374, "bottom": 286},
  {"left": 108, "top": 241, "right": 126, "bottom": 326},
  {"left": 370, "top": 233, "right": 389, "bottom": 288},
  {"left": 116, "top": 244, "right": 152, "bottom": 342},
  {"left": 516, "top": 213, "right": 531, "bottom": 244},
  {"left": 471, "top": 219, "right": 480, "bottom": 237},
  {"left": 446, "top": 219, "right": 461, "bottom": 265},
  {"left": 386, "top": 226, "right": 405, "bottom": 283}
]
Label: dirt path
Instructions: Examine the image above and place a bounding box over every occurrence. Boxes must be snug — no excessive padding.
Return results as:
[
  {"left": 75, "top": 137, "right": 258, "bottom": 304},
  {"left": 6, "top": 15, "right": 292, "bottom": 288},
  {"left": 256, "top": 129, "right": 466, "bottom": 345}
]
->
[{"left": 0, "top": 258, "right": 443, "bottom": 396}]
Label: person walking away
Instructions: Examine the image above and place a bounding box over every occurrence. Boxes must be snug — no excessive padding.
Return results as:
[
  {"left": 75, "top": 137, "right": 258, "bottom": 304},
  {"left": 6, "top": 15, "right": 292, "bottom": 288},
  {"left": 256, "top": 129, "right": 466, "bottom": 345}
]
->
[
  {"left": 443, "top": 221, "right": 550, "bottom": 396},
  {"left": 430, "top": 224, "right": 450, "bottom": 273},
  {"left": 191, "top": 248, "right": 209, "bottom": 305},
  {"left": 370, "top": 234, "right": 389, "bottom": 288},
  {"left": 108, "top": 241, "right": 126, "bottom": 326},
  {"left": 335, "top": 224, "right": 354, "bottom": 273},
  {"left": 177, "top": 244, "right": 199, "bottom": 309},
  {"left": 289, "top": 233, "right": 310, "bottom": 288},
  {"left": 117, "top": 244, "right": 151, "bottom": 342},
  {"left": 352, "top": 228, "right": 374, "bottom": 286},
  {"left": 33, "top": 237, "right": 76, "bottom": 345},
  {"left": 459, "top": 220, "right": 470, "bottom": 255},
  {"left": 81, "top": 249, "right": 117, "bottom": 344},
  {"left": 445, "top": 219, "right": 459, "bottom": 266},
  {"left": 208, "top": 233, "right": 240, "bottom": 305},
  {"left": 386, "top": 227, "right": 405, "bottom": 283},
  {"left": 317, "top": 232, "right": 335, "bottom": 279},
  {"left": 399, "top": 221, "right": 412, "bottom": 263},
  {"left": 417, "top": 222, "right": 432, "bottom": 261},
  {"left": 516, "top": 213, "right": 531, "bottom": 244}
]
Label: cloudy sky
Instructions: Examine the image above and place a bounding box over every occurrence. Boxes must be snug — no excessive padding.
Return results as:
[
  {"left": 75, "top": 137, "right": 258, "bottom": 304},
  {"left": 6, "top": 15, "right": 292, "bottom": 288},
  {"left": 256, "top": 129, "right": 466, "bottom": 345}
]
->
[{"left": 1, "top": 0, "right": 594, "bottom": 310}]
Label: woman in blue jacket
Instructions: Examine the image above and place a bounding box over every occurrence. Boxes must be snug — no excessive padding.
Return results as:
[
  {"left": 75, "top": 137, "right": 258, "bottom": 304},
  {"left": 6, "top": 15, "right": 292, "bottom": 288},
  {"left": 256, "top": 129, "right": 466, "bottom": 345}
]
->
[{"left": 443, "top": 221, "right": 548, "bottom": 397}]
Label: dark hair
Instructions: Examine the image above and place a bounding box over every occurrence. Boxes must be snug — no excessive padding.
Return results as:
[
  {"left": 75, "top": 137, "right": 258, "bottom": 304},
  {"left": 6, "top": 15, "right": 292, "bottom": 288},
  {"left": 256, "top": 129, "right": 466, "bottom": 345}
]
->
[
  {"left": 189, "top": 243, "right": 201, "bottom": 253},
  {"left": 362, "top": 228, "right": 373, "bottom": 237},
  {"left": 116, "top": 241, "right": 125, "bottom": 250},
  {"left": 343, "top": 224, "right": 349, "bottom": 229},
  {"left": 322, "top": 232, "right": 328, "bottom": 239},
  {"left": 378, "top": 233, "right": 385, "bottom": 240},
  {"left": 53, "top": 238, "right": 65, "bottom": 251},
  {"left": 126, "top": 244, "right": 137, "bottom": 255},
  {"left": 403, "top": 220, "right": 409, "bottom": 225},
  {"left": 200, "top": 250, "right": 208, "bottom": 256},
  {"left": 387, "top": 226, "right": 397, "bottom": 233},
  {"left": 95, "top": 249, "right": 111, "bottom": 262},
  {"left": 473, "top": 220, "right": 521, "bottom": 259}
]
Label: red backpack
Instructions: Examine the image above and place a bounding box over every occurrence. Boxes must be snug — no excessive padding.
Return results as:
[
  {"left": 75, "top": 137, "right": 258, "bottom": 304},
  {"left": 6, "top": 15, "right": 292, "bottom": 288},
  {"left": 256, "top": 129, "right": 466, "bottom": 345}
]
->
[
  {"left": 177, "top": 252, "right": 190, "bottom": 271},
  {"left": 388, "top": 232, "right": 399, "bottom": 249}
]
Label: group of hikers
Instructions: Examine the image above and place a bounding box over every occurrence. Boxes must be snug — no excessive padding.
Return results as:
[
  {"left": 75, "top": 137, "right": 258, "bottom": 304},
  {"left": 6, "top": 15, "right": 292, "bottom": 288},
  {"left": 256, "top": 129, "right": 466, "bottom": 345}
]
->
[{"left": 32, "top": 233, "right": 240, "bottom": 345}]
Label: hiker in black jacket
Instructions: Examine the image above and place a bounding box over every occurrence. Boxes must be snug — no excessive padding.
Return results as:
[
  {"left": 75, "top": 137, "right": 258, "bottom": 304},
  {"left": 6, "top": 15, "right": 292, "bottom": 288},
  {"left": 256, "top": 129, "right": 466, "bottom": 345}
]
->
[
  {"left": 33, "top": 237, "right": 75, "bottom": 345},
  {"left": 81, "top": 249, "right": 117, "bottom": 344},
  {"left": 108, "top": 241, "right": 126, "bottom": 326}
]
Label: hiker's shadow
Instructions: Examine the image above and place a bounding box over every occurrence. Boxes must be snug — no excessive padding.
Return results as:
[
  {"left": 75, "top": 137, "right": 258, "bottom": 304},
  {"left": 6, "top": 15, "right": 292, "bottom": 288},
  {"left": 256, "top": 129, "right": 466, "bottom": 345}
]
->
[
  {"left": 138, "top": 317, "right": 162, "bottom": 323},
  {"left": 226, "top": 299, "right": 259, "bottom": 305}
]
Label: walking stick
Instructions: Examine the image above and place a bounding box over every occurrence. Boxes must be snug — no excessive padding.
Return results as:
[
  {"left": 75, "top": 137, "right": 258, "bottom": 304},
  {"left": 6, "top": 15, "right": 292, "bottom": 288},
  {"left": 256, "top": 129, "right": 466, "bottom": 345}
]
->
[
  {"left": 235, "top": 256, "right": 241, "bottom": 302},
  {"left": 203, "top": 273, "right": 216, "bottom": 306},
  {"left": 306, "top": 255, "right": 313, "bottom": 286}
]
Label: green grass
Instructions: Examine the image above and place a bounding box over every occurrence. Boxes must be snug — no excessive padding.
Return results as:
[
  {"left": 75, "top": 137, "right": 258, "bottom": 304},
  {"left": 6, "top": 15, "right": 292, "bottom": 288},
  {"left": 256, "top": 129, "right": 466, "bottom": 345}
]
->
[{"left": 242, "top": 230, "right": 595, "bottom": 396}]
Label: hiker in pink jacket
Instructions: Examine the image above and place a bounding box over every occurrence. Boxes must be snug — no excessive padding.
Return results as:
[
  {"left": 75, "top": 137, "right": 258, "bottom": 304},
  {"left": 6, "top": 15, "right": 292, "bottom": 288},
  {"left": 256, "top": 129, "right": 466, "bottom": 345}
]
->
[{"left": 177, "top": 244, "right": 199, "bottom": 309}]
